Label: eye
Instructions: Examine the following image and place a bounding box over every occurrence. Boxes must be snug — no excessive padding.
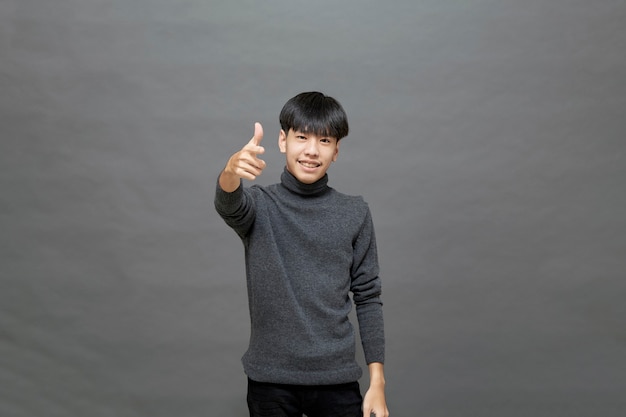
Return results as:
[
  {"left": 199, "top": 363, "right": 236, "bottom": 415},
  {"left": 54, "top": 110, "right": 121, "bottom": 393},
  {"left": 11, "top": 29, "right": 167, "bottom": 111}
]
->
[
  {"left": 296, "top": 135, "right": 307, "bottom": 140},
  {"left": 320, "top": 138, "right": 333, "bottom": 144}
]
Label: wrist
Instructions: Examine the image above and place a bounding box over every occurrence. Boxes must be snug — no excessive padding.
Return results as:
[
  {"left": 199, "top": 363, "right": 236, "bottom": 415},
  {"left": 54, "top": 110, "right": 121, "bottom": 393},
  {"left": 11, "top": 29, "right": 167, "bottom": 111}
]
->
[
  {"left": 368, "top": 362, "right": 386, "bottom": 387},
  {"left": 369, "top": 375, "right": 386, "bottom": 387},
  {"left": 219, "top": 168, "right": 241, "bottom": 193}
]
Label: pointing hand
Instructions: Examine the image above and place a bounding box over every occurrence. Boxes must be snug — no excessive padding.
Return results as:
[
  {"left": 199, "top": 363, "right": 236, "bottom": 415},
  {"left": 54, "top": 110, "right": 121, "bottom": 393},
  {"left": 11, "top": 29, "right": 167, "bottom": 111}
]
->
[{"left": 225, "top": 122, "right": 266, "bottom": 182}]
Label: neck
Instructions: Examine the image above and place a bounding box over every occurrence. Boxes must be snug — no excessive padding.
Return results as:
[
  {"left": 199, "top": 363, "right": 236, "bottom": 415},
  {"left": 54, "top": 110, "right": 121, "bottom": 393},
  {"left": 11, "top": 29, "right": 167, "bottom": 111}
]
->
[{"left": 280, "top": 167, "right": 329, "bottom": 197}]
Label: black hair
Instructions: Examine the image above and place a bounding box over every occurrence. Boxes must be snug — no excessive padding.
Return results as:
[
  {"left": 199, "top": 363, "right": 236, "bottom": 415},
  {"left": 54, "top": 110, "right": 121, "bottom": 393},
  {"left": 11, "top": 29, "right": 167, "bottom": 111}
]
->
[{"left": 279, "top": 92, "right": 349, "bottom": 140}]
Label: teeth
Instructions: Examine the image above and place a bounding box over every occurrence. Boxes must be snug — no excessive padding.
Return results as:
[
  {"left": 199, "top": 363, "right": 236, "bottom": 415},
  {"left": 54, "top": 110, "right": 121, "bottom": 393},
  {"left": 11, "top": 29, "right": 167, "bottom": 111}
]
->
[{"left": 300, "top": 161, "right": 319, "bottom": 168}]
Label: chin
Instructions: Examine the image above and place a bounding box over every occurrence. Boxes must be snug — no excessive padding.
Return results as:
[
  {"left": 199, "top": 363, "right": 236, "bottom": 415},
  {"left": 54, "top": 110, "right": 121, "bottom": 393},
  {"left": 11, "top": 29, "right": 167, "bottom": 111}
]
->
[{"left": 288, "top": 164, "right": 320, "bottom": 183}]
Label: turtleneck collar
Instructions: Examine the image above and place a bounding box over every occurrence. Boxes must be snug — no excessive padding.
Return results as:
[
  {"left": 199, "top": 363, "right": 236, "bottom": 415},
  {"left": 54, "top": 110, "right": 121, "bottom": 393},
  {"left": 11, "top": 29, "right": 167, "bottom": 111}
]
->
[{"left": 280, "top": 167, "right": 330, "bottom": 197}]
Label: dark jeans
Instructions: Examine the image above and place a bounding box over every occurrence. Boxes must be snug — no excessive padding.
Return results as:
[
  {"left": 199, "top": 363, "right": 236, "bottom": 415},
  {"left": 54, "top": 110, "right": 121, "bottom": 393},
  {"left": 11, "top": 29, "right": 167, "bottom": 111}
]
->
[{"left": 247, "top": 378, "right": 363, "bottom": 417}]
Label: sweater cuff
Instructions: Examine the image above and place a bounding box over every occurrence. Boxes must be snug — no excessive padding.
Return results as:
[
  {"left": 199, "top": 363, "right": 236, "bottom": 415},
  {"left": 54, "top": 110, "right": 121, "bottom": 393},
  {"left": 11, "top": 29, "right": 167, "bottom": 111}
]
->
[
  {"left": 357, "top": 302, "right": 385, "bottom": 364},
  {"left": 214, "top": 178, "right": 243, "bottom": 213}
]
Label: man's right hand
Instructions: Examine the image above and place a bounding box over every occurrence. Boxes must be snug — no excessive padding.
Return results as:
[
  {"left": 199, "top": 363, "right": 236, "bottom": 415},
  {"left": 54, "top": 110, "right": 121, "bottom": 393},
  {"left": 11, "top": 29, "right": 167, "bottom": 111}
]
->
[{"left": 219, "top": 122, "right": 265, "bottom": 192}]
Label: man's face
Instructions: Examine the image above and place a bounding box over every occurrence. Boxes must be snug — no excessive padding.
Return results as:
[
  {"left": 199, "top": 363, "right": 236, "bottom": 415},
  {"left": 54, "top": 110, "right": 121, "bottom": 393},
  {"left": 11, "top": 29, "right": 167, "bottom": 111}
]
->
[{"left": 278, "top": 128, "right": 340, "bottom": 184}]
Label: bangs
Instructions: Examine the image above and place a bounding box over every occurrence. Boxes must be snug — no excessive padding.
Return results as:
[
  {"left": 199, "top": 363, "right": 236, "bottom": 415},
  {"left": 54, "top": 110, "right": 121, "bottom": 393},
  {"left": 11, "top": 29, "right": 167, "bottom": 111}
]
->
[
  {"left": 280, "top": 92, "right": 349, "bottom": 140},
  {"left": 289, "top": 114, "right": 343, "bottom": 139}
]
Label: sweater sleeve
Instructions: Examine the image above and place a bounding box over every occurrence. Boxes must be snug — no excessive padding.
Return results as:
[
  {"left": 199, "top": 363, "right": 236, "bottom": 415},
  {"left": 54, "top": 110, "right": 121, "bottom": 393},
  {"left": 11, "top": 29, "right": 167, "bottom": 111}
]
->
[
  {"left": 350, "top": 206, "right": 385, "bottom": 364},
  {"left": 214, "top": 178, "right": 256, "bottom": 239}
]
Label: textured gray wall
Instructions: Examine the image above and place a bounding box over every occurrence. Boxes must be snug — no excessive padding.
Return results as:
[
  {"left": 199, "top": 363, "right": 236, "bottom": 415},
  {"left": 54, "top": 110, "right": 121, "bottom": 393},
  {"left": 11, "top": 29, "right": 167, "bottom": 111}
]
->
[{"left": 1, "top": 0, "right": 625, "bottom": 416}]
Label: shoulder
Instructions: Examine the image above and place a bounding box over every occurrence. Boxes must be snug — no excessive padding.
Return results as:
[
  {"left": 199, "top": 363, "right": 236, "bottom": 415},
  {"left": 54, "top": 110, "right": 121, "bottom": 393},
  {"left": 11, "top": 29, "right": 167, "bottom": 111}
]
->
[
  {"left": 328, "top": 188, "right": 371, "bottom": 218},
  {"left": 242, "top": 183, "right": 283, "bottom": 204},
  {"left": 330, "top": 188, "right": 367, "bottom": 205},
  {"left": 246, "top": 183, "right": 278, "bottom": 195}
]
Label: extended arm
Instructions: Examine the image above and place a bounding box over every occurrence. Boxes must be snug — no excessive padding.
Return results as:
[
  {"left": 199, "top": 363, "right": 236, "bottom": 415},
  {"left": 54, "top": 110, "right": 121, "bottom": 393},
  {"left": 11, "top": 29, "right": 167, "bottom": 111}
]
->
[{"left": 214, "top": 122, "right": 265, "bottom": 237}]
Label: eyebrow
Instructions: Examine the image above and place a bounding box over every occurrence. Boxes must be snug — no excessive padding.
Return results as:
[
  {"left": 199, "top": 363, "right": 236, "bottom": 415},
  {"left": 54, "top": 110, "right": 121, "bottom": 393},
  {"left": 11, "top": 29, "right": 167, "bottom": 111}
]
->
[{"left": 294, "top": 130, "right": 333, "bottom": 138}]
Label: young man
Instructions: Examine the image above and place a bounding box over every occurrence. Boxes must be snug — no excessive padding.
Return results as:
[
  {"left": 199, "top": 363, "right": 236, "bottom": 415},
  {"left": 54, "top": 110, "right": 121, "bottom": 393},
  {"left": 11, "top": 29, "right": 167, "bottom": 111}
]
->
[{"left": 214, "top": 92, "right": 389, "bottom": 417}]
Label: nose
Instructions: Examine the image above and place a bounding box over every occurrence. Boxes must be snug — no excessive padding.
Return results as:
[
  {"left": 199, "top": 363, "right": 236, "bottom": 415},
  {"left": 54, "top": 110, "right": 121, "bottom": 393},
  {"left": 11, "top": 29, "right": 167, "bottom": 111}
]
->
[{"left": 304, "top": 139, "right": 319, "bottom": 156}]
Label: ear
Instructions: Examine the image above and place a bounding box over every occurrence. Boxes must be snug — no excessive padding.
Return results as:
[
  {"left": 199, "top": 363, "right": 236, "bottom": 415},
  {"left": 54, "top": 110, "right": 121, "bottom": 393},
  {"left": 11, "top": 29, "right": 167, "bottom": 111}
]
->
[
  {"left": 278, "top": 129, "right": 287, "bottom": 153},
  {"left": 332, "top": 140, "right": 340, "bottom": 162}
]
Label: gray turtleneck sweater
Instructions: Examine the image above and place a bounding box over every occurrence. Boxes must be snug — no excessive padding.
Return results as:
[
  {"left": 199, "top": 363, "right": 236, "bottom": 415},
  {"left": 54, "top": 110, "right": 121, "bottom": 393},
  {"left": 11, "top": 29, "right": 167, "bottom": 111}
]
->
[{"left": 214, "top": 168, "right": 384, "bottom": 385}]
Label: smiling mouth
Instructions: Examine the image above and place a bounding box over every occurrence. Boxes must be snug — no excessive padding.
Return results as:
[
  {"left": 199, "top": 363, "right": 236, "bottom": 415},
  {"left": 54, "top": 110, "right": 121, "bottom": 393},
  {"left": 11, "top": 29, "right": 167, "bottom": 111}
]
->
[{"left": 298, "top": 160, "right": 321, "bottom": 168}]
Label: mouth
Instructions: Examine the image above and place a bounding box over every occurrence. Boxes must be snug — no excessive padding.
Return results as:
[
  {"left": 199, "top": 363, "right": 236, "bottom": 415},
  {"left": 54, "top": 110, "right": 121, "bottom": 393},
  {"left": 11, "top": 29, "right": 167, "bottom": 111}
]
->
[{"left": 298, "top": 160, "right": 321, "bottom": 169}]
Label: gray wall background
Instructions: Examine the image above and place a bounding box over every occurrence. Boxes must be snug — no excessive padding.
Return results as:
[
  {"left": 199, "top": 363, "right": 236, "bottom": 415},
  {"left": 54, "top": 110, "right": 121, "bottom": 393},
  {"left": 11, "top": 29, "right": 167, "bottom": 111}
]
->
[{"left": 1, "top": 0, "right": 625, "bottom": 416}]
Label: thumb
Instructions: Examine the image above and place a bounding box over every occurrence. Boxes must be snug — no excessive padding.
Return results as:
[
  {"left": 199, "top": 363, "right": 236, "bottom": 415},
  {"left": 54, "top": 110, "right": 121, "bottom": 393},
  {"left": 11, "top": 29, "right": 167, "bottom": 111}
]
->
[{"left": 249, "top": 122, "right": 264, "bottom": 146}]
